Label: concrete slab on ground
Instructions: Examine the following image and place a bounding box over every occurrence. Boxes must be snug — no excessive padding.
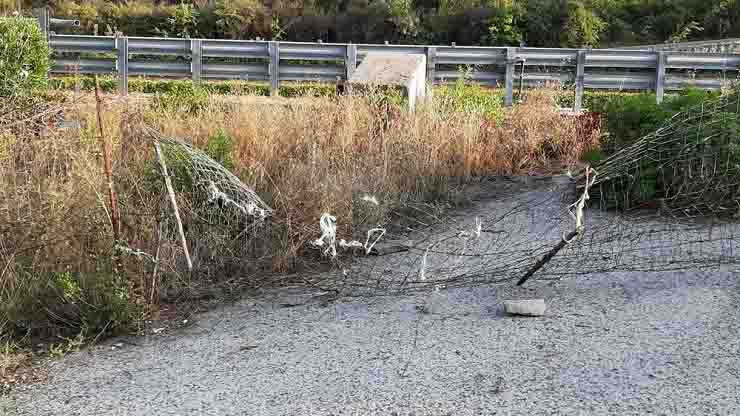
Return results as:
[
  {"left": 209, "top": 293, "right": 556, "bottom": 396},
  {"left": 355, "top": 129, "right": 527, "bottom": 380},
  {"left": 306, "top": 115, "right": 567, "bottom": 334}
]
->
[{"left": 349, "top": 53, "right": 427, "bottom": 110}]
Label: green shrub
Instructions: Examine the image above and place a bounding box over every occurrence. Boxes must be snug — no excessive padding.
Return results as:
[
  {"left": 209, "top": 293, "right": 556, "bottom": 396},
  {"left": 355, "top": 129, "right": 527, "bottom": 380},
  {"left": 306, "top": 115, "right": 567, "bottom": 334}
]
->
[
  {"left": 279, "top": 83, "right": 336, "bottom": 98},
  {"left": 435, "top": 77, "right": 504, "bottom": 121},
  {"left": 357, "top": 84, "right": 407, "bottom": 109},
  {"left": 206, "top": 130, "right": 236, "bottom": 171},
  {"left": 556, "top": 90, "right": 641, "bottom": 113},
  {"left": 50, "top": 271, "right": 136, "bottom": 336},
  {"left": 4, "top": 270, "right": 138, "bottom": 338},
  {"left": 600, "top": 88, "right": 721, "bottom": 153},
  {"left": 0, "top": 16, "right": 50, "bottom": 97},
  {"left": 50, "top": 76, "right": 118, "bottom": 93},
  {"left": 580, "top": 148, "right": 603, "bottom": 164},
  {"left": 50, "top": 76, "right": 339, "bottom": 97},
  {"left": 151, "top": 82, "right": 210, "bottom": 113},
  {"left": 594, "top": 86, "right": 740, "bottom": 212}
]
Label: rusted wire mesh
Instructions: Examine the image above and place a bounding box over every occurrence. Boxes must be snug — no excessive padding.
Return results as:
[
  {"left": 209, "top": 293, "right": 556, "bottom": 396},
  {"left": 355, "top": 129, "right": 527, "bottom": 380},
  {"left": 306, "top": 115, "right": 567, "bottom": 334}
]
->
[
  {"left": 310, "top": 87, "right": 740, "bottom": 294},
  {"left": 592, "top": 86, "right": 740, "bottom": 219},
  {"left": 138, "top": 87, "right": 740, "bottom": 296}
]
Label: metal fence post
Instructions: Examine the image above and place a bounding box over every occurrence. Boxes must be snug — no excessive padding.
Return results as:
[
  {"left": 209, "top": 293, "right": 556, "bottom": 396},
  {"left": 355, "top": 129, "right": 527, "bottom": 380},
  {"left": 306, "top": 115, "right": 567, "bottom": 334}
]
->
[
  {"left": 117, "top": 36, "right": 129, "bottom": 96},
  {"left": 656, "top": 51, "right": 666, "bottom": 104},
  {"left": 268, "top": 41, "right": 280, "bottom": 96},
  {"left": 191, "top": 39, "right": 202, "bottom": 83},
  {"left": 425, "top": 46, "right": 436, "bottom": 100},
  {"left": 425, "top": 46, "right": 436, "bottom": 84},
  {"left": 504, "top": 47, "right": 515, "bottom": 106},
  {"left": 574, "top": 50, "right": 587, "bottom": 112},
  {"left": 345, "top": 43, "right": 357, "bottom": 80},
  {"left": 35, "top": 8, "right": 49, "bottom": 40}
]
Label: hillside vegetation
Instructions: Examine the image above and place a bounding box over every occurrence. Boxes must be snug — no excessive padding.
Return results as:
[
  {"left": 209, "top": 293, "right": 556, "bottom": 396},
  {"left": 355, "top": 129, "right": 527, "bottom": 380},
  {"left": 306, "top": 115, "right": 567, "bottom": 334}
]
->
[
  {"left": 1, "top": 81, "right": 600, "bottom": 345},
  {"left": 15, "top": 0, "right": 740, "bottom": 48}
]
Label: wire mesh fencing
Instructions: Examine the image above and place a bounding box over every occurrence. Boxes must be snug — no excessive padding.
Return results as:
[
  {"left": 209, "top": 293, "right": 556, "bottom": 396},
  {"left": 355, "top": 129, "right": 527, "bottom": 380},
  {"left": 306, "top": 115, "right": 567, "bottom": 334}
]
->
[{"left": 142, "top": 86, "right": 740, "bottom": 296}]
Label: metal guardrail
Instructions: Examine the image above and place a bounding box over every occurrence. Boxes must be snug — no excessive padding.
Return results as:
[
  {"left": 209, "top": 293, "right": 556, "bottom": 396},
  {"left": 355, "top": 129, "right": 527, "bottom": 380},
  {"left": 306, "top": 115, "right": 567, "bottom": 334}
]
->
[
  {"left": 618, "top": 38, "right": 740, "bottom": 53},
  {"left": 45, "top": 33, "right": 740, "bottom": 109},
  {"left": 35, "top": 8, "right": 80, "bottom": 35}
]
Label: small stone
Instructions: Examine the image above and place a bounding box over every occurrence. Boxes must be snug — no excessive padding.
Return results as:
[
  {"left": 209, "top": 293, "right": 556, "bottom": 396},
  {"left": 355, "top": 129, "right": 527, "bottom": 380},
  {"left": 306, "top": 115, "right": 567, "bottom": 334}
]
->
[
  {"left": 57, "top": 120, "right": 82, "bottom": 130},
  {"left": 503, "top": 299, "right": 546, "bottom": 316}
]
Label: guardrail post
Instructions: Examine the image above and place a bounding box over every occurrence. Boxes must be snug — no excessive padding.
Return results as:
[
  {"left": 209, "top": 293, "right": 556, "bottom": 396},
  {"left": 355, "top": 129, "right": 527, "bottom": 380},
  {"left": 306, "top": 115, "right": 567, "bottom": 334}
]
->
[
  {"left": 425, "top": 47, "right": 436, "bottom": 85},
  {"left": 574, "top": 50, "right": 586, "bottom": 112},
  {"left": 117, "top": 36, "right": 129, "bottom": 96},
  {"left": 345, "top": 43, "right": 357, "bottom": 80},
  {"left": 35, "top": 8, "right": 49, "bottom": 40},
  {"left": 268, "top": 41, "right": 280, "bottom": 96},
  {"left": 655, "top": 51, "right": 666, "bottom": 104},
  {"left": 504, "top": 47, "right": 515, "bottom": 106},
  {"left": 191, "top": 39, "right": 203, "bottom": 83}
]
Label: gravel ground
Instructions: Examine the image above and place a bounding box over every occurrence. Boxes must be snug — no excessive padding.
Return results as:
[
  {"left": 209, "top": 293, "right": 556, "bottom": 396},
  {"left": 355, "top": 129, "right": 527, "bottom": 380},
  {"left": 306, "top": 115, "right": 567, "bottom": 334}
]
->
[{"left": 5, "top": 181, "right": 740, "bottom": 416}]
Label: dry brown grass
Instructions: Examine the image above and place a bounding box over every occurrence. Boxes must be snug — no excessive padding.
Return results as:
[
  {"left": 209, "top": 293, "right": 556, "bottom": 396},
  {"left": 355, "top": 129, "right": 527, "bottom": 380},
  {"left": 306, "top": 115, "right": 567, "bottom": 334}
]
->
[{"left": 0, "top": 88, "right": 600, "bottom": 341}]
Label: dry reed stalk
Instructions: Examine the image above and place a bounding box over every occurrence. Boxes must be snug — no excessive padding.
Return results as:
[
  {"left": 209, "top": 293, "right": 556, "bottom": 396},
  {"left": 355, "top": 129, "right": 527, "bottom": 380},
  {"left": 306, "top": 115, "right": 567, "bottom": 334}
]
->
[{"left": 94, "top": 76, "right": 121, "bottom": 243}]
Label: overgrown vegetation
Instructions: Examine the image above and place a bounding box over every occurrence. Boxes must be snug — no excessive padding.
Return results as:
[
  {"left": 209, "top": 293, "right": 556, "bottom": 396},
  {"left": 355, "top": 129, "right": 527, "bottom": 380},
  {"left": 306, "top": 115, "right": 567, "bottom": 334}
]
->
[
  {"left": 0, "top": 15, "right": 49, "bottom": 97},
  {"left": 50, "top": 76, "right": 339, "bottom": 97},
  {"left": 599, "top": 88, "right": 722, "bottom": 154},
  {"left": 0, "top": 85, "right": 599, "bottom": 347},
  {"left": 4, "top": 4, "right": 738, "bottom": 390},
  {"left": 151, "top": 81, "right": 211, "bottom": 113},
  {"left": 435, "top": 75, "right": 505, "bottom": 121},
  {"left": 16, "top": 0, "right": 740, "bottom": 48},
  {"left": 592, "top": 85, "right": 740, "bottom": 213},
  {"left": 49, "top": 75, "right": 643, "bottom": 116}
]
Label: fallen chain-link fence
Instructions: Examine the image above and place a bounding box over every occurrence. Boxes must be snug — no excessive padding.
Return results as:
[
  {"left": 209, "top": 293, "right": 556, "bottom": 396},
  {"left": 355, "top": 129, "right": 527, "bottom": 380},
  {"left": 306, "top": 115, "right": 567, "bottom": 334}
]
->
[{"left": 147, "top": 86, "right": 740, "bottom": 296}]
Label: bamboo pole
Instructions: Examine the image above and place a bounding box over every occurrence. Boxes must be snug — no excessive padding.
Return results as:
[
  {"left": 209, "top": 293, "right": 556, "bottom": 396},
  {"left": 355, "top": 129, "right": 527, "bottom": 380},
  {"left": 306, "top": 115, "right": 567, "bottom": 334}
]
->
[
  {"left": 154, "top": 142, "right": 193, "bottom": 272},
  {"left": 94, "top": 75, "right": 121, "bottom": 243}
]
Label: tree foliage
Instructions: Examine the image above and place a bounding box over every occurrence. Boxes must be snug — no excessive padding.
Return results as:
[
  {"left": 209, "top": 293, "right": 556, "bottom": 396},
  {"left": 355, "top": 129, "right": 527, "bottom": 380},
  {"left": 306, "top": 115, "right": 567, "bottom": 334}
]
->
[
  {"left": 39, "top": 0, "right": 740, "bottom": 47},
  {"left": 154, "top": 2, "right": 200, "bottom": 38},
  {"left": 563, "top": 0, "right": 605, "bottom": 47},
  {"left": 214, "top": 0, "right": 266, "bottom": 40}
]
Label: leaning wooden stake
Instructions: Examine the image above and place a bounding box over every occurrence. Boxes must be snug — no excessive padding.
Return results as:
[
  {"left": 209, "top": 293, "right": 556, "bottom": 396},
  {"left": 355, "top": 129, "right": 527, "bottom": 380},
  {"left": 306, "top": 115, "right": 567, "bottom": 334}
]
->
[
  {"left": 517, "top": 167, "right": 598, "bottom": 286},
  {"left": 154, "top": 142, "right": 193, "bottom": 272},
  {"left": 150, "top": 219, "right": 164, "bottom": 304},
  {"left": 94, "top": 75, "right": 121, "bottom": 243}
]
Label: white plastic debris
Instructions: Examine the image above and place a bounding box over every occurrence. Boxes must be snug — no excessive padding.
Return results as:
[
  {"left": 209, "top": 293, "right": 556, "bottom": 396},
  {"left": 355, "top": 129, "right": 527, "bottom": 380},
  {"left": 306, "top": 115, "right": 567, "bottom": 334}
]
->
[
  {"left": 313, "top": 213, "right": 385, "bottom": 257},
  {"left": 207, "top": 181, "right": 267, "bottom": 219},
  {"left": 312, "top": 213, "right": 338, "bottom": 257},
  {"left": 361, "top": 195, "right": 380, "bottom": 206}
]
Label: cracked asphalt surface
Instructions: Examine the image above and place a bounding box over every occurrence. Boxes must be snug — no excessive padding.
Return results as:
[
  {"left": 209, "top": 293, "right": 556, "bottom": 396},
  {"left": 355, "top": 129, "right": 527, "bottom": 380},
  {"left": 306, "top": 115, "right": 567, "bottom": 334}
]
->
[{"left": 7, "top": 266, "right": 739, "bottom": 416}]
